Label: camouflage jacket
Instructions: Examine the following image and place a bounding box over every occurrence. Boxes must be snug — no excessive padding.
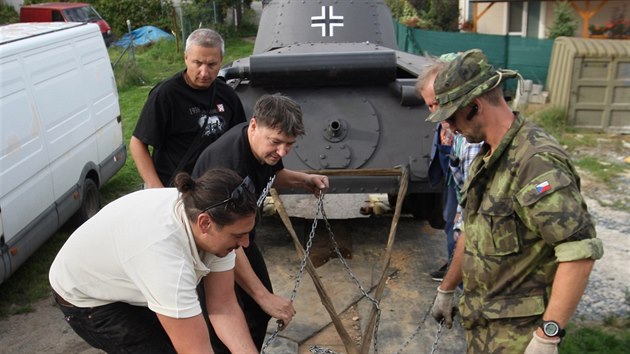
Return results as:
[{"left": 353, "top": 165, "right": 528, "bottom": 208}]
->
[{"left": 459, "top": 114, "right": 603, "bottom": 328}]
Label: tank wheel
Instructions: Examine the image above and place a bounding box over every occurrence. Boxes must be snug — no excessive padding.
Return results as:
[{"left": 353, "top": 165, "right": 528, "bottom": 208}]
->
[{"left": 76, "top": 178, "right": 101, "bottom": 224}]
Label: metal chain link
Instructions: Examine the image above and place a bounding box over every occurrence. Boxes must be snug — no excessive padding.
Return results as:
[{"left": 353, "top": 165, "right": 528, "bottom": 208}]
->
[
  {"left": 261, "top": 192, "right": 325, "bottom": 354},
  {"left": 261, "top": 192, "right": 446, "bottom": 354},
  {"left": 320, "top": 208, "right": 382, "bottom": 354},
  {"left": 430, "top": 320, "right": 444, "bottom": 354},
  {"left": 309, "top": 345, "right": 339, "bottom": 354},
  {"left": 393, "top": 293, "right": 434, "bottom": 354}
]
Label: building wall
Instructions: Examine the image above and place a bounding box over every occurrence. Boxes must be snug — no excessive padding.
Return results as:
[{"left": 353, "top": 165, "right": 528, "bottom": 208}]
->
[
  {"left": 563, "top": 1, "right": 630, "bottom": 37},
  {"left": 465, "top": 0, "right": 629, "bottom": 39}
]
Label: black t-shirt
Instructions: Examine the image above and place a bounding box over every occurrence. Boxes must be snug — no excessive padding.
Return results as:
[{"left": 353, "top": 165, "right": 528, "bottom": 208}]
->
[
  {"left": 193, "top": 122, "right": 284, "bottom": 196},
  {"left": 193, "top": 122, "right": 284, "bottom": 242},
  {"left": 133, "top": 71, "right": 246, "bottom": 185}
]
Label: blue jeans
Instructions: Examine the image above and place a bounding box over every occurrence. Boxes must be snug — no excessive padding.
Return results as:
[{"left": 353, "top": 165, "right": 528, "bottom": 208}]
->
[
  {"left": 443, "top": 184, "right": 458, "bottom": 262},
  {"left": 54, "top": 293, "right": 176, "bottom": 353},
  {"left": 438, "top": 144, "right": 458, "bottom": 262}
]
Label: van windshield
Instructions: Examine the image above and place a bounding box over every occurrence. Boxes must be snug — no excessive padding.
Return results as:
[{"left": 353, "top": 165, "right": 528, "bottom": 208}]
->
[{"left": 63, "top": 6, "right": 102, "bottom": 23}]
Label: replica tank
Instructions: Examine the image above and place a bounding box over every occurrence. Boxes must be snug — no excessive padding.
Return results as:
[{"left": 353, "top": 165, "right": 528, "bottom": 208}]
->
[{"left": 221, "top": 0, "right": 443, "bottom": 226}]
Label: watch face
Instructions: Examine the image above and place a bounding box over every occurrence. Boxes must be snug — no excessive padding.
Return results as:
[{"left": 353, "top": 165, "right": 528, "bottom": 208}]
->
[{"left": 543, "top": 322, "right": 559, "bottom": 336}]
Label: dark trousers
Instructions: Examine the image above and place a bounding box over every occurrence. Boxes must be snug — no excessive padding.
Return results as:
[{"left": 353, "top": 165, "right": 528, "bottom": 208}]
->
[
  {"left": 53, "top": 293, "right": 176, "bottom": 354},
  {"left": 200, "top": 240, "right": 273, "bottom": 353}
]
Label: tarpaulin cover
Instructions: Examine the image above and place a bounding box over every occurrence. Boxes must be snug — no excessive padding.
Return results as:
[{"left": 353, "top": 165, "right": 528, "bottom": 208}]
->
[{"left": 113, "top": 25, "right": 173, "bottom": 47}]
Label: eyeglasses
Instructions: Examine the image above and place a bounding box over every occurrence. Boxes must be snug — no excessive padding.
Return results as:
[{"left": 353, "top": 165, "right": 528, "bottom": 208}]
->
[{"left": 202, "top": 176, "right": 255, "bottom": 213}]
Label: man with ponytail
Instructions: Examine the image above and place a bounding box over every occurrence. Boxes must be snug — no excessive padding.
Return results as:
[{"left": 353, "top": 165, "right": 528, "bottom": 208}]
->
[{"left": 50, "top": 168, "right": 260, "bottom": 353}]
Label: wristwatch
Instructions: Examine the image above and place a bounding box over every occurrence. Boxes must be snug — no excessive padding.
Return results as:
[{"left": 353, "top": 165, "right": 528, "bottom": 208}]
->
[{"left": 540, "top": 320, "right": 566, "bottom": 338}]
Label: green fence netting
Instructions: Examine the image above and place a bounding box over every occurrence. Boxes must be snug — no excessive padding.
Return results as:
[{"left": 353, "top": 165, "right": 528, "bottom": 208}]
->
[{"left": 393, "top": 20, "right": 554, "bottom": 88}]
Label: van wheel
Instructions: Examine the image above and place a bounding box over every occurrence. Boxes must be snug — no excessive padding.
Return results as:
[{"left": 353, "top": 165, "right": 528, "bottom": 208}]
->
[{"left": 76, "top": 178, "right": 101, "bottom": 224}]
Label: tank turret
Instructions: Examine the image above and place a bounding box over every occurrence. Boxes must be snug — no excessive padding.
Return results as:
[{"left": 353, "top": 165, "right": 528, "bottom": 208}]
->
[{"left": 221, "top": 0, "right": 443, "bottom": 226}]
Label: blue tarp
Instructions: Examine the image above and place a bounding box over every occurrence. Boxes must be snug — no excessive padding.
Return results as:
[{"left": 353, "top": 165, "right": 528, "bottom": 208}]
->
[{"left": 112, "top": 25, "right": 174, "bottom": 47}]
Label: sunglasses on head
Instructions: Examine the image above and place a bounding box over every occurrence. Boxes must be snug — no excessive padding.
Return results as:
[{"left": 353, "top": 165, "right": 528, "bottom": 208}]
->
[{"left": 202, "top": 176, "right": 255, "bottom": 213}]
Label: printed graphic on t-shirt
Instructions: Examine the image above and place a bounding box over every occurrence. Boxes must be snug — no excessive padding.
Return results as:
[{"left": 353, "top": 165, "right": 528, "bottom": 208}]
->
[{"left": 198, "top": 113, "right": 226, "bottom": 140}]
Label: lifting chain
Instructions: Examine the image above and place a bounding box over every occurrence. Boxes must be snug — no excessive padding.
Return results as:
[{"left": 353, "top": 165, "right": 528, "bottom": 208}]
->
[
  {"left": 261, "top": 192, "right": 325, "bottom": 353},
  {"left": 320, "top": 207, "right": 381, "bottom": 354},
  {"left": 261, "top": 191, "right": 446, "bottom": 354}
]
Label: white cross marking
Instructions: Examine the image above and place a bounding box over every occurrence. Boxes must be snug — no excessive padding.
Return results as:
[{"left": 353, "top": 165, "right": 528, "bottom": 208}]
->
[{"left": 310, "top": 5, "right": 344, "bottom": 37}]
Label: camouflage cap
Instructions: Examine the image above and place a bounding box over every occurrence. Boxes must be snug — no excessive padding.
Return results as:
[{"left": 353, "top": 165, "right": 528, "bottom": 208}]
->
[{"left": 426, "top": 49, "right": 517, "bottom": 123}]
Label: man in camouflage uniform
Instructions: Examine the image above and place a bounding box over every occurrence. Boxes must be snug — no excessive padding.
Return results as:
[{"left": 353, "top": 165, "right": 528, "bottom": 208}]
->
[{"left": 427, "top": 49, "right": 603, "bottom": 353}]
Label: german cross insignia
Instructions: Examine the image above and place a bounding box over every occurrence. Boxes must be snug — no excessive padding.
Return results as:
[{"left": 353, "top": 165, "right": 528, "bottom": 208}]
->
[{"left": 311, "top": 6, "right": 344, "bottom": 37}]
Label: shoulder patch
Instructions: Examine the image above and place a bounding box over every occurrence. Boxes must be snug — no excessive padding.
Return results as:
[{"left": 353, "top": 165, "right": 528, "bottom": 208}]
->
[{"left": 516, "top": 170, "right": 571, "bottom": 207}]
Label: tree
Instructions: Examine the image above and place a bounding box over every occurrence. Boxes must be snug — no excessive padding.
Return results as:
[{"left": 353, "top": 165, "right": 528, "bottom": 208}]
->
[{"left": 548, "top": 1, "right": 578, "bottom": 39}]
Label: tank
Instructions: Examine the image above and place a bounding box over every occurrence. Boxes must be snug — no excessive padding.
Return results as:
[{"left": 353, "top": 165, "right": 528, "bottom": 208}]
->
[{"left": 220, "top": 0, "right": 443, "bottom": 227}]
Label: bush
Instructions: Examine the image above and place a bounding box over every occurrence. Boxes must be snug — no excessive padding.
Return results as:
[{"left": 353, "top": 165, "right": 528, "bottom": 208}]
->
[
  {"left": 95, "top": 0, "right": 175, "bottom": 38},
  {"left": 0, "top": 4, "right": 18, "bottom": 24},
  {"left": 548, "top": 1, "right": 578, "bottom": 39},
  {"left": 390, "top": 0, "right": 459, "bottom": 31}
]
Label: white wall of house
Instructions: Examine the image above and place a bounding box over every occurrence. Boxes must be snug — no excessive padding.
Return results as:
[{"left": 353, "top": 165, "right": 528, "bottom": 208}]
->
[
  {"left": 560, "top": 0, "right": 629, "bottom": 37},
  {"left": 462, "top": 0, "right": 629, "bottom": 39}
]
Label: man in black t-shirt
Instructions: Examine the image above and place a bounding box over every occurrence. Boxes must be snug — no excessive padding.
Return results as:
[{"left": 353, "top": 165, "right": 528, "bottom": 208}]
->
[
  {"left": 130, "top": 28, "right": 246, "bottom": 187},
  {"left": 193, "top": 94, "right": 329, "bottom": 353}
]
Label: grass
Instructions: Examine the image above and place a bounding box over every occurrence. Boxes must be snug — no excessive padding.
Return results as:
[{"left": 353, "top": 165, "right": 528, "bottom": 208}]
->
[
  {"left": 561, "top": 322, "right": 630, "bottom": 354},
  {"left": 528, "top": 105, "right": 630, "bottom": 212},
  {"left": 573, "top": 156, "right": 627, "bottom": 185}
]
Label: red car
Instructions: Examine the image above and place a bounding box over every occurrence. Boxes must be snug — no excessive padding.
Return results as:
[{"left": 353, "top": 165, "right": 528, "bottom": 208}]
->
[{"left": 19, "top": 2, "right": 113, "bottom": 46}]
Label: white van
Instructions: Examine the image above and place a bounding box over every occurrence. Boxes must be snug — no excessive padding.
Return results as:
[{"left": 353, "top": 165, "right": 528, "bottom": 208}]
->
[{"left": 0, "top": 22, "right": 126, "bottom": 284}]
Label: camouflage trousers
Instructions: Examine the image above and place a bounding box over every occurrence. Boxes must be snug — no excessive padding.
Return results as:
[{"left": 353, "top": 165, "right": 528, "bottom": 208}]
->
[{"left": 464, "top": 315, "right": 538, "bottom": 353}]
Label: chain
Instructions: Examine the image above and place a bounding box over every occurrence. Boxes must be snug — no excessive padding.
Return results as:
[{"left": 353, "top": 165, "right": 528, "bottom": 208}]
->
[
  {"left": 309, "top": 345, "right": 339, "bottom": 354},
  {"left": 393, "top": 287, "right": 447, "bottom": 354},
  {"left": 320, "top": 208, "right": 382, "bottom": 354},
  {"left": 430, "top": 320, "right": 444, "bottom": 354},
  {"left": 261, "top": 192, "right": 447, "bottom": 354},
  {"left": 261, "top": 192, "right": 325, "bottom": 354}
]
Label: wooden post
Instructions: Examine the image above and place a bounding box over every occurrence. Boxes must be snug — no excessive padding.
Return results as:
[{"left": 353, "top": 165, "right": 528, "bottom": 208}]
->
[
  {"left": 270, "top": 189, "right": 359, "bottom": 354},
  {"left": 359, "top": 167, "right": 409, "bottom": 354}
]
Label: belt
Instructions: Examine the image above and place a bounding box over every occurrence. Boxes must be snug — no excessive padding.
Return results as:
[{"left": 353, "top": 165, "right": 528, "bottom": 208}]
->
[{"left": 52, "top": 290, "right": 75, "bottom": 307}]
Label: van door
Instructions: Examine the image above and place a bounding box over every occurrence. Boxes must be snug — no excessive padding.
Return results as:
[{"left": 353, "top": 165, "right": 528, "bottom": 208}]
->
[
  {"left": 0, "top": 56, "right": 56, "bottom": 262},
  {"left": 26, "top": 35, "right": 99, "bottom": 224}
]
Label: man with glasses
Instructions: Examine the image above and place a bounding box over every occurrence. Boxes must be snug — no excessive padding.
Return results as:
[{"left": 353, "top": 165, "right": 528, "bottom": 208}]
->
[
  {"left": 193, "top": 93, "right": 329, "bottom": 353},
  {"left": 427, "top": 49, "right": 602, "bottom": 353},
  {"left": 49, "top": 168, "right": 260, "bottom": 353},
  {"left": 418, "top": 55, "right": 459, "bottom": 282}
]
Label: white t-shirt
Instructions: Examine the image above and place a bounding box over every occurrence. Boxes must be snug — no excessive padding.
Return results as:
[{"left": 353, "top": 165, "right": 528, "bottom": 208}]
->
[{"left": 49, "top": 188, "right": 235, "bottom": 318}]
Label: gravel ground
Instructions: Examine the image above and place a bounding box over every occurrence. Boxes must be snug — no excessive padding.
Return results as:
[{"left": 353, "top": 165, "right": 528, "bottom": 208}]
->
[
  {"left": 573, "top": 195, "right": 630, "bottom": 321},
  {"left": 0, "top": 139, "right": 627, "bottom": 352}
]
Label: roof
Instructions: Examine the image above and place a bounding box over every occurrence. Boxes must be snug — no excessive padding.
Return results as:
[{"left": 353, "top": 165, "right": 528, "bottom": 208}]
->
[
  {"left": 21, "top": 2, "right": 90, "bottom": 10},
  {"left": 0, "top": 22, "right": 85, "bottom": 45},
  {"left": 554, "top": 36, "right": 630, "bottom": 58}
]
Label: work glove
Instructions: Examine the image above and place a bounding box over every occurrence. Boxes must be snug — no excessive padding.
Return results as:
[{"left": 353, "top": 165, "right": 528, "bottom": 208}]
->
[
  {"left": 524, "top": 331, "right": 560, "bottom": 354},
  {"left": 430, "top": 286, "right": 457, "bottom": 329}
]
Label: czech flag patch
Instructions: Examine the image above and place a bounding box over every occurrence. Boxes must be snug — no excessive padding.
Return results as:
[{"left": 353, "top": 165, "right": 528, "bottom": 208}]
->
[{"left": 536, "top": 181, "right": 551, "bottom": 194}]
